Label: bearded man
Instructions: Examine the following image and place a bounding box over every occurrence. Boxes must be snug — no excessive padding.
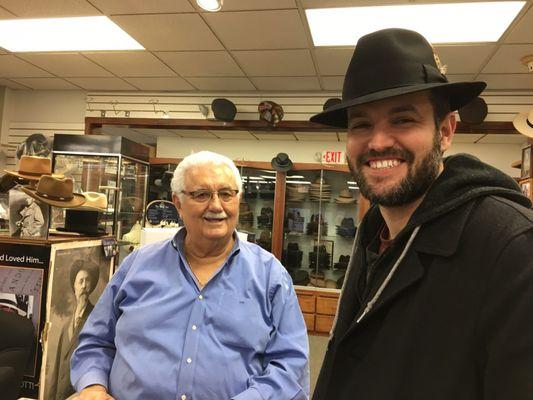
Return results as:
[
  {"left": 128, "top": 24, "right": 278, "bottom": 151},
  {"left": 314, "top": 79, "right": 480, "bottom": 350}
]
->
[{"left": 310, "top": 28, "right": 533, "bottom": 400}]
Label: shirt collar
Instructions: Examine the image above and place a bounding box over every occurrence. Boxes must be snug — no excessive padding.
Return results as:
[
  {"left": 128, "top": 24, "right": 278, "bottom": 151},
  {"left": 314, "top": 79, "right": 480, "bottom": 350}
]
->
[{"left": 171, "top": 227, "right": 241, "bottom": 261}]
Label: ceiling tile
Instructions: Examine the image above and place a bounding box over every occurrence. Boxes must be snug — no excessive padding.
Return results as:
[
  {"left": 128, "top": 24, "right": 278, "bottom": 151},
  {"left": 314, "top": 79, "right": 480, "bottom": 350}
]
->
[
  {"left": 451, "top": 133, "right": 485, "bottom": 143},
  {"left": 204, "top": 10, "right": 308, "bottom": 50},
  {"left": 0, "top": 55, "right": 52, "bottom": 77},
  {"left": 122, "top": 77, "right": 194, "bottom": 91},
  {"left": 83, "top": 52, "right": 175, "bottom": 77},
  {"left": 482, "top": 44, "right": 533, "bottom": 74},
  {"left": 209, "top": 130, "right": 257, "bottom": 139},
  {"left": 200, "top": 0, "right": 296, "bottom": 11},
  {"left": 476, "top": 134, "right": 526, "bottom": 144},
  {"left": 0, "top": 78, "right": 29, "bottom": 89},
  {"left": 0, "top": 6, "right": 14, "bottom": 17},
  {"left": 252, "top": 132, "right": 296, "bottom": 141},
  {"left": 11, "top": 77, "right": 80, "bottom": 89},
  {"left": 156, "top": 51, "right": 244, "bottom": 77},
  {"left": 302, "top": 0, "right": 427, "bottom": 7},
  {"left": 295, "top": 131, "right": 338, "bottom": 141},
  {"left": 111, "top": 14, "right": 223, "bottom": 51},
  {"left": 65, "top": 77, "right": 137, "bottom": 90},
  {"left": 251, "top": 76, "right": 320, "bottom": 91},
  {"left": 0, "top": 0, "right": 100, "bottom": 17},
  {"left": 435, "top": 44, "right": 496, "bottom": 74},
  {"left": 321, "top": 76, "right": 343, "bottom": 91},
  {"left": 89, "top": 0, "right": 194, "bottom": 14},
  {"left": 504, "top": 5, "right": 533, "bottom": 44},
  {"left": 314, "top": 48, "right": 353, "bottom": 75},
  {"left": 17, "top": 53, "right": 112, "bottom": 77},
  {"left": 477, "top": 73, "right": 533, "bottom": 90},
  {"left": 185, "top": 77, "right": 255, "bottom": 91},
  {"left": 233, "top": 49, "right": 315, "bottom": 76}
]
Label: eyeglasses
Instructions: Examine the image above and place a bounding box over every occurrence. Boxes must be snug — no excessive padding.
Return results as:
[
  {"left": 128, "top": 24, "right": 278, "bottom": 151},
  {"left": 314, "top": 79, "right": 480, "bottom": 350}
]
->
[{"left": 181, "top": 189, "right": 239, "bottom": 203}]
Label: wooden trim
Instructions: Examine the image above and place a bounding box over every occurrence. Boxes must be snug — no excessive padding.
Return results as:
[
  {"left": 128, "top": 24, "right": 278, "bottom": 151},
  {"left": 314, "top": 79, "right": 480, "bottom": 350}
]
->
[
  {"left": 271, "top": 171, "right": 286, "bottom": 260},
  {"left": 149, "top": 157, "right": 181, "bottom": 165},
  {"left": 85, "top": 117, "right": 520, "bottom": 135}
]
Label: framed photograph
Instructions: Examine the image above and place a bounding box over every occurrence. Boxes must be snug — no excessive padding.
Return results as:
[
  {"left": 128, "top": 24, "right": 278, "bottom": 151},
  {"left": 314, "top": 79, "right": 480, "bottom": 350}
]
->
[
  {"left": 521, "top": 145, "right": 531, "bottom": 179},
  {"left": 8, "top": 189, "right": 49, "bottom": 238},
  {"left": 40, "top": 240, "right": 114, "bottom": 400},
  {"left": 520, "top": 179, "right": 531, "bottom": 200}
]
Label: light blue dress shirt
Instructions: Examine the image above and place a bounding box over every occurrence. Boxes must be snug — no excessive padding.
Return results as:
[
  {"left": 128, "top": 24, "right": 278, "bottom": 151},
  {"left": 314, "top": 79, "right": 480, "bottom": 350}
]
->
[{"left": 70, "top": 229, "right": 310, "bottom": 400}]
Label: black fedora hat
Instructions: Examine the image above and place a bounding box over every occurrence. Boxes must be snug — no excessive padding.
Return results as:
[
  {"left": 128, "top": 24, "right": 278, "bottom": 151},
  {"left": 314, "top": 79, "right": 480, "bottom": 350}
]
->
[
  {"left": 458, "top": 97, "right": 488, "bottom": 125},
  {"left": 311, "top": 28, "right": 486, "bottom": 128},
  {"left": 271, "top": 152, "right": 293, "bottom": 172},
  {"left": 211, "top": 98, "right": 237, "bottom": 122}
]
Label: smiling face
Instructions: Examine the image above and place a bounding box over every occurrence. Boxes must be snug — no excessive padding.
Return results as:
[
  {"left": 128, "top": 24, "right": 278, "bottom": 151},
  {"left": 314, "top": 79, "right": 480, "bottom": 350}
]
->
[
  {"left": 172, "top": 163, "right": 240, "bottom": 245},
  {"left": 346, "top": 91, "right": 455, "bottom": 207}
]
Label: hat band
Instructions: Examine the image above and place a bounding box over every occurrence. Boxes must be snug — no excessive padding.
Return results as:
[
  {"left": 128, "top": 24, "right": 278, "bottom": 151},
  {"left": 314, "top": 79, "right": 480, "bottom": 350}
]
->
[
  {"left": 18, "top": 169, "right": 45, "bottom": 176},
  {"left": 36, "top": 190, "right": 74, "bottom": 201},
  {"left": 527, "top": 118, "right": 533, "bottom": 129}
]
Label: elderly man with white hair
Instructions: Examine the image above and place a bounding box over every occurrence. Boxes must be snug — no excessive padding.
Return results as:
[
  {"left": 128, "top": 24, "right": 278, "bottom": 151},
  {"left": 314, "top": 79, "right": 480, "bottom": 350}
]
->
[{"left": 70, "top": 151, "right": 310, "bottom": 400}]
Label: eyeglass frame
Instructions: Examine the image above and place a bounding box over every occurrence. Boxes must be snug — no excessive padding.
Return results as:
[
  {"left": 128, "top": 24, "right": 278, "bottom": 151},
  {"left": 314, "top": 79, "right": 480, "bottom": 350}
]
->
[{"left": 180, "top": 189, "right": 240, "bottom": 203}]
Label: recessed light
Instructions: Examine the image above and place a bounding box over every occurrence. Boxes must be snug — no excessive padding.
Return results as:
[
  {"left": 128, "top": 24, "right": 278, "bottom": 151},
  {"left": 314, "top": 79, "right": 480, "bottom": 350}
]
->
[
  {"left": 0, "top": 16, "right": 144, "bottom": 52},
  {"left": 306, "top": 2, "right": 526, "bottom": 46},
  {"left": 197, "top": 0, "right": 223, "bottom": 12}
]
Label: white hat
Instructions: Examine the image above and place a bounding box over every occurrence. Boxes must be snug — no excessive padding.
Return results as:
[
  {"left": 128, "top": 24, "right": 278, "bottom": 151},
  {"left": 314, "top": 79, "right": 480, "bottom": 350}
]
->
[{"left": 513, "top": 110, "right": 533, "bottom": 138}]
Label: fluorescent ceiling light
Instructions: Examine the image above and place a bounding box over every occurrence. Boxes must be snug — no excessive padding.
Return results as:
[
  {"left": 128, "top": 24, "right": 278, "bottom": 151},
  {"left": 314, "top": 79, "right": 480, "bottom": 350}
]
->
[
  {"left": 306, "top": 1, "right": 525, "bottom": 46},
  {"left": 287, "top": 181, "right": 311, "bottom": 185},
  {"left": 287, "top": 175, "right": 304, "bottom": 179},
  {"left": 197, "top": 0, "right": 223, "bottom": 12},
  {"left": 0, "top": 16, "right": 144, "bottom": 52}
]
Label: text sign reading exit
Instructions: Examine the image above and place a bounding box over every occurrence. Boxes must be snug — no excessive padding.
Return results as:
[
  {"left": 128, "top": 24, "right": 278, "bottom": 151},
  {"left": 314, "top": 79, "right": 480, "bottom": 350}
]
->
[{"left": 321, "top": 150, "right": 345, "bottom": 165}]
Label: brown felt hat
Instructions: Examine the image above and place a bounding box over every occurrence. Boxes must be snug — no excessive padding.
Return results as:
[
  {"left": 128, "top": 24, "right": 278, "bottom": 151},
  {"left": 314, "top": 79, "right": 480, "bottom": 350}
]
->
[
  {"left": 21, "top": 174, "right": 85, "bottom": 208},
  {"left": 4, "top": 155, "right": 51, "bottom": 181}
]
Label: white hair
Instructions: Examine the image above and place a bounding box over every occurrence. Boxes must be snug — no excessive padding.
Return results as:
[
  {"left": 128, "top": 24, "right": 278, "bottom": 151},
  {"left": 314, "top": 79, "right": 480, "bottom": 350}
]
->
[{"left": 171, "top": 151, "right": 242, "bottom": 201}]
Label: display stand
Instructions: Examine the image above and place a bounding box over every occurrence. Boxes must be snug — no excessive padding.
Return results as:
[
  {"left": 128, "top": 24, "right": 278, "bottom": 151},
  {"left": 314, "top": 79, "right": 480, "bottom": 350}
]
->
[{"left": 0, "top": 235, "right": 114, "bottom": 399}]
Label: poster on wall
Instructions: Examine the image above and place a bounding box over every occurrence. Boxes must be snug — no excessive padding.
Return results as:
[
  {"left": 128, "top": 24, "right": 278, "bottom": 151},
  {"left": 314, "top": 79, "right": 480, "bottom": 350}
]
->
[
  {"left": 0, "top": 242, "right": 50, "bottom": 398},
  {"left": 40, "top": 241, "right": 113, "bottom": 400}
]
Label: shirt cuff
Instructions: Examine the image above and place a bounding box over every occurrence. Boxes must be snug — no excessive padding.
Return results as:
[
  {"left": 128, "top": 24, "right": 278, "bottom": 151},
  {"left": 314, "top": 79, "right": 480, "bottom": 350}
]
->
[
  {"left": 231, "top": 387, "right": 263, "bottom": 400},
  {"left": 74, "top": 369, "right": 109, "bottom": 393}
]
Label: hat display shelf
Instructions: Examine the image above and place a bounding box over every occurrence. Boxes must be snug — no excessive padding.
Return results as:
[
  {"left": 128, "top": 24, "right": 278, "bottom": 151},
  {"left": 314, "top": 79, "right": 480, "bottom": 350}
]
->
[
  {"left": 51, "top": 135, "right": 150, "bottom": 266},
  {"left": 282, "top": 168, "right": 359, "bottom": 291},
  {"left": 237, "top": 165, "right": 277, "bottom": 253}
]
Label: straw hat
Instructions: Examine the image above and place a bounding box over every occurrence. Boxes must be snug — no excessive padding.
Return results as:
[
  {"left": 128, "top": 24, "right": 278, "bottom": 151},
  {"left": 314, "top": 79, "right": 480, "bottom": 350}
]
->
[
  {"left": 21, "top": 174, "right": 85, "bottom": 208},
  {"left": 513, "top": 109, "right": 533, "bottom": 138},
  {"left": 74, "top": 192, "right": 108, "bottom": 212},
  {"left": 3, "top": 155, "right": 51, "bottom": 181}
]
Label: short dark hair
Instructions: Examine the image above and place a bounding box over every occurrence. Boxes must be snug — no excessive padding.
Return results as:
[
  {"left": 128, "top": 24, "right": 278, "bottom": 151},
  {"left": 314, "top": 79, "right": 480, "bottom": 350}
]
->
[
  {"left": 429, "top": 89, "right": 451, "bottom": 128},
  {"left": 69, "top": 259, "right": 99, "bottom": 293}
]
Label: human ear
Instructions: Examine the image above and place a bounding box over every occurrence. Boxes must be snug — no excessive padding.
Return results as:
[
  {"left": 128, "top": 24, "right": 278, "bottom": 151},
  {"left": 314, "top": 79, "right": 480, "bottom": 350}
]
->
[{"left": 439, "top": 112, "right": 456, "bottom": 153}]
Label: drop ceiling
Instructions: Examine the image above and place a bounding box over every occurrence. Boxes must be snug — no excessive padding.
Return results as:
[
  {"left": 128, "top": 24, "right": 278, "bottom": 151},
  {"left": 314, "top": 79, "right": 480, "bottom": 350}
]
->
[{"left": 0, "top": 0, "right": 530, "bottom": 93}]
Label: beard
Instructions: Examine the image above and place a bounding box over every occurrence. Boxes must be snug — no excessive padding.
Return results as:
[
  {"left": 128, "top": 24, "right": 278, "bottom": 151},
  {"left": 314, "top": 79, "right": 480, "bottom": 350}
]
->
[{"left": 348, "top": 132, "right": 442, "bottom": 207}]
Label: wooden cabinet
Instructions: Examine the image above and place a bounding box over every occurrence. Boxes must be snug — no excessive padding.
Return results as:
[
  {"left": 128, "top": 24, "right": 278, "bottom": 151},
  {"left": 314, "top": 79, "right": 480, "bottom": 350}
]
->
[{"left": 296, "top": 287, "right": 339, "bottom": 334}]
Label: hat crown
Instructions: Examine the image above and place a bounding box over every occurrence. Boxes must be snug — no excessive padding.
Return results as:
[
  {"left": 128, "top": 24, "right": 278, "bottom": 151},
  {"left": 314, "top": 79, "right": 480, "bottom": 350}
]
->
[
  {"left": 342, "top": 28, "right": 447, "bottom": 102},
  {"left": 79, "top": 191, "right": 108, "bottom": 210},
  {"left": 36, "top": 174, "right": 74, "bottom": 200}
]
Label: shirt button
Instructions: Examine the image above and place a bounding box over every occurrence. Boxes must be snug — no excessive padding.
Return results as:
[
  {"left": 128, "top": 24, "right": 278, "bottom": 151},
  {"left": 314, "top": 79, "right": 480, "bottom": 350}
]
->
[
  {"left": 181, "top": 395, "right": 187, "bottom": 400},
  {"left": 186, "top": 357, "right": 192, "bottom": 364},
  {"left": 192, "top": 325, "right": 197, "bottom": 330},
  {"left": 198, "top": 294, "right": 203, "bottom": 300}
]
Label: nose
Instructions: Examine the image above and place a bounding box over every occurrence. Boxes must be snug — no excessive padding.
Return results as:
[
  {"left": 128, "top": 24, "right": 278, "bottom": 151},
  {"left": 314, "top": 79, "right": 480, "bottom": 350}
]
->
[
  {"left": 367, "top": 126, "right": 395, "bottom": 152},
  {"left": 207, "top": 192, "right": 223, "bottom": 211}
]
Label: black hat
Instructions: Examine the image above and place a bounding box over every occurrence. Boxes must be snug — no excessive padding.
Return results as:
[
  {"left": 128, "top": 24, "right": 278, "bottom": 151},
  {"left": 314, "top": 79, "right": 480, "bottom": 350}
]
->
[
  {"left": 57, "top": 209, "right": 106, "bottom": 236},
  {"left": 311, "top": 28, "right": 486, "bottom": 128},
  {"left": 458, "top": 97, "right": 488, "bottom": 125},
  {"left": 271, "top": 152, "right": 293, "bottom": 172},
  {"left": 323, "top": 97, "right": 342, "bottom": 110},
  {"left": 211, "top": 98, "right": 237, "bottom": 122}
]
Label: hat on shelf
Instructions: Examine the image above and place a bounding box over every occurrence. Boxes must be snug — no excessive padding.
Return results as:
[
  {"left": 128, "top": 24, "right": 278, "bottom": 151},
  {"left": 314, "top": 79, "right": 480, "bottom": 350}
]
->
[
  {"left": 335, "top": 188, "right": 356, "bottom": 204},
  {"left": 310, "top": 28, "right": 486, "bottom": 128},
  {"left": 211, "top": 98, "right": 237, "bottom": 122},
  {"left": 259, "top": 101, "right": 284, "bottom": 125},
  {"left": 57, "top": 209, "right": 106, "bottom": 236},
  {"left": 323, "top": 97, "right": 342, "bottom": 111},
  {"left": 458, "top": 97, "right": 488, "bottom": 125},
  {"left": 4, "top": 155, "right": 51, "bottom": 181},
  {"left": 20, "top": 174, "right": 85, "bottom": 208},
  {"left": 271, "top": 152, "right": 293, "bottom": 172},
  {"left": 513, "top": 109, "right": 533, "bottom": 138},
  {"left": 74, "top": 191, "right": 108, "bottom": 212}
]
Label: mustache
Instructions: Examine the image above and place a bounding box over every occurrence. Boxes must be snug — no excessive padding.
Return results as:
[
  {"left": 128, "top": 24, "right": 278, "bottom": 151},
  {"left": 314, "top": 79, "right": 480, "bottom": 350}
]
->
[
  {"left": 203, "top": 211, "right": 228, "bottom": 219},
  {"left": 357, "top": 148, "right": 414, "bottom": 165}
]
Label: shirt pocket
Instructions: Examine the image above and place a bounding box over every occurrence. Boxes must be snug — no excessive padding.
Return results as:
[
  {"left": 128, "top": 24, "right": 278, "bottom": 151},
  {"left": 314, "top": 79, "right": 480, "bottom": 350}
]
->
[{"left": 212, "top": 291, "right": 270, "bottom": 351}]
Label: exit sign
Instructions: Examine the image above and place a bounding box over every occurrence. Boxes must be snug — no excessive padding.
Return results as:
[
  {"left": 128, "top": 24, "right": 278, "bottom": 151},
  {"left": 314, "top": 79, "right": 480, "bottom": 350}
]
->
[{"left": 321, "top": 150, "right": 345, "bottom": 165}]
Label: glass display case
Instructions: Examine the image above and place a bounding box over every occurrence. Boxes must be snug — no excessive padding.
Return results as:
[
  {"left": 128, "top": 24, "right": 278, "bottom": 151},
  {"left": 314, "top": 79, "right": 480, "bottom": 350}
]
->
[
  {"left": 52, "top": 135, "right": 150, "bottom": 255},
  {"left": 282, "top": 169, "right": 359, "bottom": 289},
  {"left": 237, "top": 166, "right": 277, "bottom": 252},
  {"left": 148, "top": 163, "right": 176, "bottom": 203}
]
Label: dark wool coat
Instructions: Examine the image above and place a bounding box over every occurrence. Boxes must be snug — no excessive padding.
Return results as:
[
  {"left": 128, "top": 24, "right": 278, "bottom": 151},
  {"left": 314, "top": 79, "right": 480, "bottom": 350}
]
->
[{"left": 313, "top": 155, "right": 533, "bottom": 400}]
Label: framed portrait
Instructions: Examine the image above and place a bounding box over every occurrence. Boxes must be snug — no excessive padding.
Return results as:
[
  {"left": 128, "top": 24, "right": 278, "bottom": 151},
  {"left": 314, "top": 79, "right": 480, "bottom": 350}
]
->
[
  {"left": 521, "top": 145, "right": 531, "bottom": 179},
  {"left": 40, "top": 240, "right": 114, "bottom": 400},
  {"left": 519, "top": 179, "right": 531, "bottom": 200},
  {"left": 8, "top": 189, "right": 49, "bottom": 238}
]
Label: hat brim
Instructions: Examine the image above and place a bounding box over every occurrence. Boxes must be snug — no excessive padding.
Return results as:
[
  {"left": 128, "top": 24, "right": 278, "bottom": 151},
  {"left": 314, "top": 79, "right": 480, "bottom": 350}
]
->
[
  {"left": 513, "top": 112, "right": 533, "bottom": 138},
  {"left": 3, "top": 170, "right": 42, "bottom": 181},
  {"left": 271, "top": 159, "right": 293, "bottom": 172},
  {"left": 56, "top": 226, "right": 107, "bottom": 236},
  {"left": 20, "top": 186, "right": 86, "bottom": 208},
  {"left": 311, "top": 81, "right": 486, "bottom": 128}
]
